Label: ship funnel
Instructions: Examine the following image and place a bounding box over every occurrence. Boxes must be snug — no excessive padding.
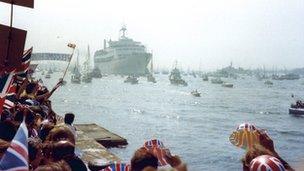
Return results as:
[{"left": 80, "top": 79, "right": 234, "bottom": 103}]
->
[{"left": 103, "top": 39, "right": 106, "bottom": 49}]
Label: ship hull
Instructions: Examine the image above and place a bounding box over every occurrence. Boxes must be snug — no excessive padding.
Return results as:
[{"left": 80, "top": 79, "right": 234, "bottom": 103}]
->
[{"left": 95, "top": 53, "right": 151, "bottom": 75}]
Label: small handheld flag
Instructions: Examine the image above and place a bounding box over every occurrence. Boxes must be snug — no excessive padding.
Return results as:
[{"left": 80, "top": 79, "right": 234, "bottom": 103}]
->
[
  {"left": 143, "top": 139, "right": 169, "bottom": 166},
  {"left": 0, "top": 120, "right": 29, "bottom": 170},
  {"left": 101, "top": 162, "right": 130, "bottom": 171}
]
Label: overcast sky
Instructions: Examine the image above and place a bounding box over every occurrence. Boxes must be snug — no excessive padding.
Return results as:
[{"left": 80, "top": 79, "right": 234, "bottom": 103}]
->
[{"left": 0, "top": 0, "right": 303, "bottom": 70}]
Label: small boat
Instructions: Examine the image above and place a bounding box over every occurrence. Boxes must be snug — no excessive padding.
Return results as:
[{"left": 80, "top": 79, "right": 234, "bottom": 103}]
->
[
  {"left": 289, "top": 108, "right": 304, "bottom": 115},
  {"left": 169, "top": 64, "right": 188, "bottom": 86},
  {"left": 82, "top": 73, "right": 92, "bottom": 83},
  {"left": 91, "top": 67, "right": 102, "bottom": 78},
  {"left": 211, "top": 78, "right": 223, "bottom": 84},
  {"left": 202, "top": 75, "right": 208, "bottom": 81},
  {"left": 147, "top": 57, "right": 156, "bottom": 83},
  {"left": 147, "top": 74, "right": 156, "bottom": 83},
  {"left": 289, "top": 100, "right": 304, "bottom": 115},
  {"left": 264, "top": 80, "right": 273, "bottom": 85},
  {"left": 82, "top": 45, "right": 93, "bottom": 83},
  {"left": 71, "top": 50, "right": 82, "bottom": 84},
  {"left": 222, "top": 82, "right": 233, "bottom": 88},
  {"left": 45, "top": 74, "right": 51, "bottom": 79},
  {"left": 71, "top": 75, "right": 81, "bottom": 84},
  {"left": 191, "top": 90, "right": 201, "bottom": 97},
  {"left": 124, "top": 76, "right": 139, "bottom": 84},
  {"left": 61, "top": 80, "right": 67, "bottom": 85}
]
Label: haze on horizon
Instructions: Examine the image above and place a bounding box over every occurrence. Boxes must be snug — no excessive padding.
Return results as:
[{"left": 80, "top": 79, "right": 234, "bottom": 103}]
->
[{"left": 0, "top": 0, "right": 303, "bottom": 71}]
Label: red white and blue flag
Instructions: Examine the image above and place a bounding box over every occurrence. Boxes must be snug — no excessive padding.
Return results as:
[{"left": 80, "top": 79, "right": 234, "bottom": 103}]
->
[
  {"left": 101, "top": 162, "right": 130, "bottom": 171},
  {"left": 3, "top": 93, "right": 17, "bottom": 110},
  {"left": 0, "top": 72, "right": 14, "bottom": 98},
  {"left": 143, "top": 139, "right": 168, "bottom": 166},
  {"left": 0, "top": 120, "right": 29, "bottom": 171},
  {"left": 15, "top": 47, "right": 33, "bottom": 84}
]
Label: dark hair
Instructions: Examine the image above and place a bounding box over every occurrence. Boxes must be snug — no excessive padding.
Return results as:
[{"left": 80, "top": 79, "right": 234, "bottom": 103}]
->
[
  {"left": 52, "top": 140, "right": 75, "bottom": 161},
  {"left": 39, "top": 122, "right": 55, "bottom": 142},
  {"left": 46, "top": 126, "right": 75, "bottom": 145},
  {"left": 28, "top": 138, "right": 42, "bottom": 162},
  {"left": 131, "top": 147, "right": 158, "bottom": 171},
  {"left": 14, "top": 110, "right": 24, "bottom": 123},
  {"left": 34, "top": 160, "right": 71, "bottom": 171},
  {"left": 64, "top": 113, "right": 75, "bottom": 125},
  {"left": 1, "top": 109, "right": 12, "bottom": 122},
  {"left": 25, "top": 111, "right": 35, "bottom": 126},
  {"left": 0, "top": 120, "right": 17, "bottom": 141},
  {"left": 25, "top": 82, "right": 37, "bottom": 94},
  {"left": 0, "top": 139, "right": 10, "bottom": 158}
]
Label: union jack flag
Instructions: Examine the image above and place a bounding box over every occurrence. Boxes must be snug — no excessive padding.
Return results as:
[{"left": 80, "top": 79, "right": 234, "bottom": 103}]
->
[
  {"left": 3, "top": 93, "right": 17, "bottom": 110},
  {"left": 143, "top": 139, "right": 168, "bottom": 166},
  {"left": 101, "top": 162, "right": 130, "bottom": 171},
  {"left": 15, "top": 48, "right": 33, "bottom": 84},
  {"left": 0, "top": 72, "right": 14, "bottom": 98},
  {"left": 0, "top": 120, "right": 29, "bottom": 171},
  {"left": 0, "top": 76, "right": 18, "bottom": 112}
]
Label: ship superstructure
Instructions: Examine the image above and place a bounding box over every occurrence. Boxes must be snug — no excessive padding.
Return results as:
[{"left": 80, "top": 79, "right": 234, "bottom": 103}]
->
[{"left": 94, "top": 26, "right": 152, "bottom": 75}]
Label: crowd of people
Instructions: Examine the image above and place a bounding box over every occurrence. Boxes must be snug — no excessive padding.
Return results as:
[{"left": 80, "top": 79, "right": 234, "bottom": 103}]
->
[
  {"left": 0, "top": 75, "right": 296, "bottom": 171},
  {"left": 0, "top": 75, "right": 190, "bottom": 171}
]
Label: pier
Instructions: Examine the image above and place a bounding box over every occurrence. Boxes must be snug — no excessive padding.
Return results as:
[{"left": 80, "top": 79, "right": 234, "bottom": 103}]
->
[{"left": 75, "top": 123, "right": 128, "bottom": 163}]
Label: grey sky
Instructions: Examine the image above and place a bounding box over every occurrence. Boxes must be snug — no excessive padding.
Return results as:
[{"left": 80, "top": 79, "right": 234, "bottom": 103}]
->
[{"left": 0, "top": 0, "right": 303, "bottom": 70}]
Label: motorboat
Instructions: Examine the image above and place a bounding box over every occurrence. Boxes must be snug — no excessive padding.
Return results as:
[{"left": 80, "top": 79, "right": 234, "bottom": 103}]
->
[
  {"left": 211, "top": 78, "right": 223, "bottom": 84},
  {"left": 124, "top": 76, "right": 139, "bottom": 84},
  {"left": 264, "top": 80, "right": 273, "bottom": 85},
  {"left": 289, "top": 100, "right": 304, "bottom": 115},
  {"left": 222, "top": 82, "right": 233, "bottom": 88},
  {"left": 191, "top": 90, "right": 201, "bottom": 97}
]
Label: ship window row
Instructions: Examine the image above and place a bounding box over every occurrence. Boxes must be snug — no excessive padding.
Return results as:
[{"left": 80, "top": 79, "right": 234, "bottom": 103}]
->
[{"left": 116, "top": 48, "right": 145, "bottom": 51}]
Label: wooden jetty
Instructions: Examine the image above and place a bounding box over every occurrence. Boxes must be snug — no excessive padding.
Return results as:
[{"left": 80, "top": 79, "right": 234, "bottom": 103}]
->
[
  {"left": 75, "top": 123, "right": 128, "bottom": 163},
  {"left": 76, "top": 123, "right": 128, "bottom": 148}
]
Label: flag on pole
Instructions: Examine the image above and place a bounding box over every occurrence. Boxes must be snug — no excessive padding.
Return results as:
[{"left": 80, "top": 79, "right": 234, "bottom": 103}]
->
[
  {"left": 67, "top": 43, "right": 76, "bottom": 49},
  {"left": 0, "top": 120, "right": 29, "bottom": 171},
  {"left": 0, "top": 0, "right": 34, "bottom": 8}
]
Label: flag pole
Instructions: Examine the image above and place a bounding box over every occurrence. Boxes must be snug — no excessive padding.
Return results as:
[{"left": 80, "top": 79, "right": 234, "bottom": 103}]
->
[
  {"left": 4, "top": 2, "right": 14, "bottom": 68},
  {"left": 62, "top": 43, "right": 76, "bottom": 80}
]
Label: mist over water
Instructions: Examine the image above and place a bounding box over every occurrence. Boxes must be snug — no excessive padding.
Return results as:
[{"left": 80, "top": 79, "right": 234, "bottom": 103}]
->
[{"left": 41, "top": 72, "right": 304, "bottom": 170}]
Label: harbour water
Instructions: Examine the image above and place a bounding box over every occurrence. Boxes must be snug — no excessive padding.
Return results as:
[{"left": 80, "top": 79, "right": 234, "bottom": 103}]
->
[{"left": 40, "top": 72, "right": 304, "bottom": 170}]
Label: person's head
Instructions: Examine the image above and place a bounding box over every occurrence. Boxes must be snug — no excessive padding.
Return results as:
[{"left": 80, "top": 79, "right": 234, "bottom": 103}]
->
[
  {"left": 0, "top": 120, "right": 17, "bottom": 141},
  {"left": 28, "top": 138, "right": 43, "bottom": 169},
  {"left": 64, "top": 113, "right": 75, "bottom": 125},
  {"left": 14, "top": 110, "right": 24, "bottom": 123},
  {"left": 39, "top": 121, "right": 55, "bottom": 142},
  {"left": 0, "top": 109, "right": 12, "bottom": 122},
  {"left": 25, "top": 82, "right": 38, "bottom": 94},
  {"left": 0, "top": 139, "right": 10, "bottom": 159},
  {"left": 242, "top": 146, "right": 273, "bottom": 170},
  {"left": 34, "top": 160, "right": 71, "bottom": 171},
  {"left": 25, "top": 111, "right": 35, "bottom": 127},
  {"left": 51, "top": 140, "right": 75, "bottom": 161},
  {"left": 249, "top": 155, "right": 285, "bottom": 171},
  {"left": 46, "top": 125, "right": 75, "bottom": 145},
  {"left": 131, "top": 147, "right": 158, "bottom": 171}
]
